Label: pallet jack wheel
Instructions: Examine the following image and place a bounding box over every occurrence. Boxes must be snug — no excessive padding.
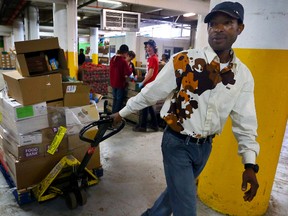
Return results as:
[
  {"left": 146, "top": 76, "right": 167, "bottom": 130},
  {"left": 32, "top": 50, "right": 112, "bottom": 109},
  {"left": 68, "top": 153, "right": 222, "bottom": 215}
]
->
[
  {"left": 65, "top": 192, "right": 78, "bottom": 209},
  {"left": 75, "top": 189, "right": 87, "bottom": 206}
]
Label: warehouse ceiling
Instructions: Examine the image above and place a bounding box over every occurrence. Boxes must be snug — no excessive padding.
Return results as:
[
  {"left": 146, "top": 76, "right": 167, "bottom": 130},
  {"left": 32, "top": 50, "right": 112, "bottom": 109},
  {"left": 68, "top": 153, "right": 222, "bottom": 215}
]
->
[{"left": 0, "top": 0, "right": 210, "bottom": 30}]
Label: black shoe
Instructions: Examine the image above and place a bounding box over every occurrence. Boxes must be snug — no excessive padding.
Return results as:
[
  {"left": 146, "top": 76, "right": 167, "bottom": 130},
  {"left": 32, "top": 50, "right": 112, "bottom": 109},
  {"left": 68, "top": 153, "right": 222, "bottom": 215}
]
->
[
  {"left": 133, "top": 126, "right": 147, "bottom": 132},
  {"left": 150, "top": 126, "right": 159, "bottom": 132}
]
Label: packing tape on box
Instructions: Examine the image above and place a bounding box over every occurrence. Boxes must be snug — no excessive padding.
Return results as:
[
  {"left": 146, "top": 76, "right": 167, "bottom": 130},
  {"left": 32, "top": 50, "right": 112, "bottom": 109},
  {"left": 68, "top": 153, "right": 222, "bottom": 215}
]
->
[{"left": 47, "top": 126, "right": 67, "bottom": 155}]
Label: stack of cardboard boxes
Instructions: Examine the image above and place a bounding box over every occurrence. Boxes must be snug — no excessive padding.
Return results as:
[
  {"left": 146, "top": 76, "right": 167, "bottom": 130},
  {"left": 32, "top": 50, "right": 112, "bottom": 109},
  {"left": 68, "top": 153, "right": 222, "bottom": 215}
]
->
[
  {"left": 0, "top": 51, "right": 16, "bottom": 69},
  {"left": 0, "top": 38, "right": 101, "bottom": 190}
]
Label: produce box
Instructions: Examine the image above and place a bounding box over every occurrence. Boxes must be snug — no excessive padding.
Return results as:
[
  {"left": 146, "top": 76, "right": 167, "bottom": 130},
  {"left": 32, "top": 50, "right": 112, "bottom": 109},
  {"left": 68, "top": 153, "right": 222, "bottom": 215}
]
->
[{"left": 78, "top": 62, "right": 109, "bottom": 95}]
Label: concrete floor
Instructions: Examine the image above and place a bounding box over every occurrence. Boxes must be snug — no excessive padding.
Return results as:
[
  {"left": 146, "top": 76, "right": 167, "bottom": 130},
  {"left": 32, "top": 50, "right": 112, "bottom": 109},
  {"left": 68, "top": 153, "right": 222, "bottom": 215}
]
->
[{"left": 0, "top": 69, "right": 287, "bottom": 215}]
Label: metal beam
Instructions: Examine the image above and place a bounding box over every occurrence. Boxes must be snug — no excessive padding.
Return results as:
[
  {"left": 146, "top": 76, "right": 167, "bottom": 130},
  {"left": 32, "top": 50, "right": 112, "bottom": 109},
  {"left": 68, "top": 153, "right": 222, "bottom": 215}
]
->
[
  {"left": 29, "top": 0, "right": 67, "bottom": 4},
  {"left": 116, "top": 0, "right": 210, "bottom": 15}
]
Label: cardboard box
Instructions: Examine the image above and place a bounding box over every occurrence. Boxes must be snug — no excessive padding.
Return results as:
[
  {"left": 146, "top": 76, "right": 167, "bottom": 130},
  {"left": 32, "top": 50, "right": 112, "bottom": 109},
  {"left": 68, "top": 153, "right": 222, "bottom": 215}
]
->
[
  {"left": 2, "top": 138, "right": 45, "bottom": 160},
  {"left": 3, "top": 70, "right": 63, "bottom": 105},
  {"left": 2, "top": 97, "right": 47, "bottom": 121},
  {"left": 4, "top": 151, "right": 66, "bottom": 189},
  {"left": 65, "top": 104, "right": 100, "bottom": 135},
  {"left": 14, "top": 37, "right": 69, "bottom": 77},
  {"left": 68, "top": 130, "right": 101, "bottom": 170},
  {"left": 98, "top": 57, "right": 109, "bottom": 64},
  {"left": 47, "top": 106, "right": 66, "bottom": 128},
  {"left": 62, "top": 82, "right": 90, "bottom": 107},
  {"left": 1, "top": 113, "right": 49, "bottom": 134},
  {"left": 136, "top": 61, "right": 142, "bottom": 67},
  {"left": 0, "top": 126, "right": 42, "bottom": 146},
  {"left": 47, "top": 99, "right": 64, "bottom": 107},
  {"left": 2, "top": 127, "right": 68, "bottom": 160}
]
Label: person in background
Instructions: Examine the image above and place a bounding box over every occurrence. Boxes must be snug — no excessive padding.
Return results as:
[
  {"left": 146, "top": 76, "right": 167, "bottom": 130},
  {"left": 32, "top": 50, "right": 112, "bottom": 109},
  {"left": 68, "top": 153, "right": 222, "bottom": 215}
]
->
[
  {"left": 160, "top": 53, "right": 169, "bottom": 65},
  {"left": 159, "top": 53, "right": 170, "bottom": 72},
  {"left": 126, "top": 50, "right": 137, "bottom": 78},
  {"left": 111, "top": 1, "right": 260, "bottom": 215},
  {"left": 109, "top": 44, "right": 132, "bottom": 113},
  {"left": 78, "top": 48, "right": 86, "bottom": 66},
  {"left": 133, "top": 39, "right": 159, "bottom": 132}
]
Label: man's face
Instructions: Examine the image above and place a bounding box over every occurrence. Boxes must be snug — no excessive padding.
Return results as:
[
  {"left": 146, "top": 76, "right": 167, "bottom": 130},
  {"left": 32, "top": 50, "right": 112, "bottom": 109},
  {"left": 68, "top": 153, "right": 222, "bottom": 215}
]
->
[
  {"left": 208, "top": 12, "right": 244, "bottom": 52},
  {"left": 123, "top": 53, "right": 128, "bottom": 58}
]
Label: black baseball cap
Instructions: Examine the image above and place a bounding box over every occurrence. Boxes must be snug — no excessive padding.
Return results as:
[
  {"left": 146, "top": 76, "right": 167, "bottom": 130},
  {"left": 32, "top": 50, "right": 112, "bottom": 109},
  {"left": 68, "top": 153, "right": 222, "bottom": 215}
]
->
[
  {"left": 204, "top": 1, "right": 244, "bottom": 23},
  {"left": 119, "top": 44, "right": 129, "bottom": 52},
  {"left": 144, "top": 39, "right": 157, "bottom": 48}
]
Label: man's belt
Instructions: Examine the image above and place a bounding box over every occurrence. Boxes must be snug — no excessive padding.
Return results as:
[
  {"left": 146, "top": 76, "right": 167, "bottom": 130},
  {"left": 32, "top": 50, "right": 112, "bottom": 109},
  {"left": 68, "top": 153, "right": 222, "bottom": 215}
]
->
[{"left": 166, "top": 126, "right": 215, "bottom": 145}]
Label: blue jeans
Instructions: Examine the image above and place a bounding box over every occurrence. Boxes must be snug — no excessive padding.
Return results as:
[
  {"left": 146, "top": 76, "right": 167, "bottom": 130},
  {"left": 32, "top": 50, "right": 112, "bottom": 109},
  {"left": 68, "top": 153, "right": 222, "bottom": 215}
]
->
[
  {"left": 139, "top": 106, "right": 158, "bottom": 128},
  {"left": 142, "top": 127, "right": 213, "bottom": 216},
  {"left": 112, "top": 88, "right": 126, "bottom": 113}
]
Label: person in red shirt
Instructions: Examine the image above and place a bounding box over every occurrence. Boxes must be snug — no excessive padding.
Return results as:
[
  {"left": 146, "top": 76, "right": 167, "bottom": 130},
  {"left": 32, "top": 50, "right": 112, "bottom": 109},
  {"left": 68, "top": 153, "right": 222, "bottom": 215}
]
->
[
  {"left": 133, "top": 39, "right": 159, "bottom": 132},
  {"left": 109, "top": 44, "right": 132, "bottom": 113}
]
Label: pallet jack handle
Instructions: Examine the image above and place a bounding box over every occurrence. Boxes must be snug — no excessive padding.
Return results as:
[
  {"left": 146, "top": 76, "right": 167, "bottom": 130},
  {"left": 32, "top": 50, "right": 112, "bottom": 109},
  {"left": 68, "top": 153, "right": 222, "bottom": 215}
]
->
[
  {"left": 79, "top": 116, "right": 125, "bottom": 148},
  {"left": 75, "top": 116, "right": 125, "bottom": 177}
]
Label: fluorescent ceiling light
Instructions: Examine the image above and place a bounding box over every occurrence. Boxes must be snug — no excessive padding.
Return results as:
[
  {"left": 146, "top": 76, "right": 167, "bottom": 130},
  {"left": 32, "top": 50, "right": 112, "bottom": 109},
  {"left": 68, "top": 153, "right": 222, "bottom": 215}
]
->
[
  {"left": 183, "top": 12, "right": 196, "bottom": 17},
  {"left": 98, "top": 0, "right": 122, "bottom": 5}
]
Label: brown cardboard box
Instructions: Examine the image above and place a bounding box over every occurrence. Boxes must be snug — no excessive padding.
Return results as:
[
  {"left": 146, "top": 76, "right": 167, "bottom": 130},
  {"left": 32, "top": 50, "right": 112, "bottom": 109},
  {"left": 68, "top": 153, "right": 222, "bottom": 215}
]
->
[
  {"left": 2, "top": 127, "right": 68, "bottom": 160},
  {"left": 2, "top": 70, "right": 63, "bottom": 105},
  {"left": 47, "top": 99, "right": 64, "bottom": 107},
  {"left": 98, "top": 57, "right": 109, "bottom": 64},
  {"left": 14, "top": 37, "right": 69, "bottom": 77},
  {"left": 136, "top": 61, "right": 142, "bottom": 67},
  {"left": 68, "top": 129, "right": 101, "bottom": 170},
  {"left": 2, "top": 138, "right": 45, "bottom": 160},
  {"left": 4, "top": 151, "right": 66, "bottom": 189},
  {"left": 42, "top": 127, "right": 69, "bottom": 156},
  {"left": 62, "top": 82, "right": 90, "bottom": 107}
]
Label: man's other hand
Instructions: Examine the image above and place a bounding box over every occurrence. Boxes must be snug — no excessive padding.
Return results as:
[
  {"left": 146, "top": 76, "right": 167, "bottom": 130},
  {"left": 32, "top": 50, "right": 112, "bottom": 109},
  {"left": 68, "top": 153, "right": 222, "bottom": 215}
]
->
[{"left": 241, "top": 168, "right": 259, "bottom": 202}]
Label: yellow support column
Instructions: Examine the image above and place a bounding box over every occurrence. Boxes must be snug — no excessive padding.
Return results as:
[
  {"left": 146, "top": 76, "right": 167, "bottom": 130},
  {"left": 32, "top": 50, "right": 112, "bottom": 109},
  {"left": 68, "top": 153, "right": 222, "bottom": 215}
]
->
[
  {"left": 197, "top": 0, "right": 288, "bottom": 215},
  {"left": 90, "top": 27, "right": 99, "bottom": 65},
  {"left": 91, "top": 53, "right": 98, "bottom": 65}
]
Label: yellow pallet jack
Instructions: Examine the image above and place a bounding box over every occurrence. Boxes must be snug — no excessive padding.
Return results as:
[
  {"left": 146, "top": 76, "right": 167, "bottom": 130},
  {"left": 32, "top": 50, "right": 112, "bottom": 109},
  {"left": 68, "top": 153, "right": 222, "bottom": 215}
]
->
[{"left": 32, "top": 117, "right": 125, "bottom": 209}]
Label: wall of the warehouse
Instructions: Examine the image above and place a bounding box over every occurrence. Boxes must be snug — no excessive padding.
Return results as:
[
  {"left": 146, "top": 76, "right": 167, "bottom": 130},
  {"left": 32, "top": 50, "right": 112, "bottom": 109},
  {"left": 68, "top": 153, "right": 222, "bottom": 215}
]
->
[
  {"left": 78, "top": 35, "right": 191, "bottom": 66},
  {"left": 109, "top": 36, "right": 191, "bottom": 65}
]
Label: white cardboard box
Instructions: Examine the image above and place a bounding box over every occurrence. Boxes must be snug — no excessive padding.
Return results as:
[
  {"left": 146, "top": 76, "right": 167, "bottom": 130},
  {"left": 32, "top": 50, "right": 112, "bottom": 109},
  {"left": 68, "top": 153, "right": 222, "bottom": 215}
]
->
[
  {"left": 2, "top": 97, "right": 47, "bottom": 121},
  {"left": 65, "top": 104, "right": 100, "bottom": 135},
  {"left": 1, "top": 114, "right": 49, "bottom": 134},
  {"left": 0, "top": 125, "right": 42, "bottom": 146}
]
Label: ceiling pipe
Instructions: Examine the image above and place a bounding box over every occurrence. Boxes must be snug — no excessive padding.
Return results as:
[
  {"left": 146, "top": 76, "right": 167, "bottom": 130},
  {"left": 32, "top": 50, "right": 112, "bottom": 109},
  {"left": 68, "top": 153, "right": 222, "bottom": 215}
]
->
[
  {"left": 40, "top": 25, "right": 90, "bottom": 35},
  {"left": 6, "top": 0, "right": 27, "bottom": 25},
  {"left": 78, "top": 0, "right": 98, "bottom": 9}
]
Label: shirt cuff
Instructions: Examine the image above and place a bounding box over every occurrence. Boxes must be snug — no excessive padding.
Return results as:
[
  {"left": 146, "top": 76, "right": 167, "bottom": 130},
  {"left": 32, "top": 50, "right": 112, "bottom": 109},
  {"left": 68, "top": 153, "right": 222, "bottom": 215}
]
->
[
  {"left": 119, "top": 107, "right": 131, "bottom": 118},
  {"left": 242, "top": 151, "right": 257, "bottom": 164}
]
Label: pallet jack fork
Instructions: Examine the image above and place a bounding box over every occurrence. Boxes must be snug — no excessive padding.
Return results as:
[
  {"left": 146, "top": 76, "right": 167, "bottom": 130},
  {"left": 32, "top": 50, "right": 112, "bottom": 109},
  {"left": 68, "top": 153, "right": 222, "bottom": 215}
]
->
[{"left": 32, "top": 116, "right": 125, "bottom": 209}]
